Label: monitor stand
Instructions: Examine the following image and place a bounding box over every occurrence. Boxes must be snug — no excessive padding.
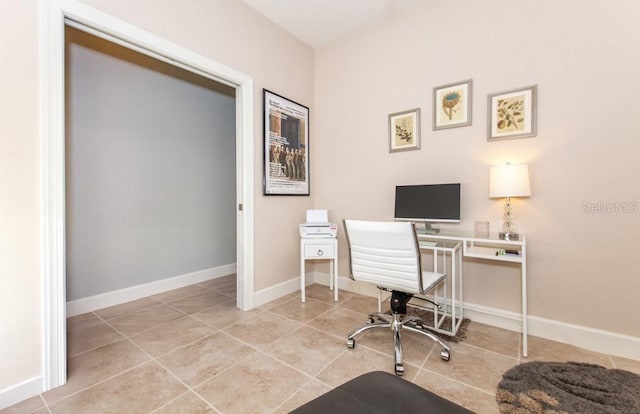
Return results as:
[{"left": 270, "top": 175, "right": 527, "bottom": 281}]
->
[{"left": 414, "top": 222, "right": 440, "bottom": 234}]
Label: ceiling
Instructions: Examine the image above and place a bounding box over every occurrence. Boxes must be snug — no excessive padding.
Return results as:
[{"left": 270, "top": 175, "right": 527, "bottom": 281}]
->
[{"left": 240, "top": 0, "right": 427, "bottom": 48}]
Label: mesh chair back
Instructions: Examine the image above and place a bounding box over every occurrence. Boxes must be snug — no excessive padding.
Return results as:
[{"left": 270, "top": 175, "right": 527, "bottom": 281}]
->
[{"left": 343, "top": 219, "right": 424, "bottom": 295}]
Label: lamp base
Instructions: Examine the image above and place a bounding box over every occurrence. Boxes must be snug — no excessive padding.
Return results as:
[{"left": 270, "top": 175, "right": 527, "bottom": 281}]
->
[{"left": 499, "top": 232, "right": 520, "bottom": 241}]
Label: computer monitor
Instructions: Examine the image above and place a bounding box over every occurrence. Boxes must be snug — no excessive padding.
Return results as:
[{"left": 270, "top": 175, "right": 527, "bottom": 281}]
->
[{"left": 394, "top": 183, "right": 461, "bottom": 233}]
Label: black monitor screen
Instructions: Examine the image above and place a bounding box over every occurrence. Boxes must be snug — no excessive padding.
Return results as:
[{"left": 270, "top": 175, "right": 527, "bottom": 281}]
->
[{"left": 394, "top": 183, "right": 461, "bottom": 222}]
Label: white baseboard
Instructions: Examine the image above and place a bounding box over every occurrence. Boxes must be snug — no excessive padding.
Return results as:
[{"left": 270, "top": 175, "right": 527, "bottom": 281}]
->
[
  {"left": 313, "top": 273, "right": 640, "bottom": 362},
  {"left": 253, "top": 274, "right": 316, "bottom": 308},
  {"left": 254, "top": 272, "right": 373, "bottom": 308},
  {"left": 461, "top": 301, "right": 523, "bottom": 332},
  {"left": 0, "top": 376, "right": 43, "bottom": 411},
  {"left": 67, "top": 264, "right": 236, "bottom": 317},
  {"left": 527, "top": 315, "right": 640, "bottom": 361},
  {"left": 449, "top": 300, "right": 640, "bottom": 361}
]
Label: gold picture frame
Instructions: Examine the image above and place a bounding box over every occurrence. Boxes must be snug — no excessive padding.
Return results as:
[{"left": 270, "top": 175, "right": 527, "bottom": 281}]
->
[
  {"left": 488, "top": 85, "right": 537, "bottom": 141},
  {"left": 389, "top": 108, "right": 421, "bottom": 153},
  {"left": 433, "top": 79, "right": 472, "bottom": 130}
]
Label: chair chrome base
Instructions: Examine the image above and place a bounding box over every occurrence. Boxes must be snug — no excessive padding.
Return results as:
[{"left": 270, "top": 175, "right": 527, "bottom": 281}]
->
[{"left": 347, "top": 312, "right": 450, "bottom": 376}]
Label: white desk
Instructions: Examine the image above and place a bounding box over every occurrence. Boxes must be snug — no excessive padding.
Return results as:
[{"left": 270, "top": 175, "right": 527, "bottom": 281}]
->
[
  {"left": 300, "top": 238, "right": 338, "bottom": 302},
  {"left": 418, "top": 232, "right": 529, "bottom": 357}
]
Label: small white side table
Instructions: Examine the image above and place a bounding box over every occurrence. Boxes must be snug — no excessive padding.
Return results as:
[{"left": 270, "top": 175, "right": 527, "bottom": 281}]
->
[{"left": 300, "top": 238, "right": 338, "bottom": 302}]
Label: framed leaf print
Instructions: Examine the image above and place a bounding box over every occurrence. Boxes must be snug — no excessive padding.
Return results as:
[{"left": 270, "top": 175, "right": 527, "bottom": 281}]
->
[
  {"left": 389, "top": 108, "right": 421, "bottom": 153},
  {"left": 488, "top": 85, "right": 537, "bottom": 141}
]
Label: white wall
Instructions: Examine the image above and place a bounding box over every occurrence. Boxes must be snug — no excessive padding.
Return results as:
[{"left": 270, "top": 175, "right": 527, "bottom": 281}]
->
[
  {"left": 0, "top": 0, "right": 42, "bottom": 400},
  {"left": 314, "top": 0, "right": 640, "bottom": 338},
  {"left": 75, "top": 0, "right": 316, "bottom": 292},
  {"left": 65, "top": 27, "right": 236, "bottom": 300},
  {"left": 0, "top": 0, "right": 314, "bottom": 401}
]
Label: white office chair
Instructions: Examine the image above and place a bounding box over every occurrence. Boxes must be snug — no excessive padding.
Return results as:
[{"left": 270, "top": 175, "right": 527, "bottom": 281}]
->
[{"left": 343, "top": 219, "right": 451, "bottom": 376}]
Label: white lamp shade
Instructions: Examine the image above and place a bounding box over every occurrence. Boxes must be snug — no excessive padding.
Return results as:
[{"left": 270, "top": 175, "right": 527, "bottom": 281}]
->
[{"left": 489, "top": 164, "right": 531, "bottom": 198}]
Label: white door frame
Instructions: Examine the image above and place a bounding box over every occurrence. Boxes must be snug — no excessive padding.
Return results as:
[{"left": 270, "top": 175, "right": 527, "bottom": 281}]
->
[{"left": 40, "top": 0, "right": 255, "bottom": 390}]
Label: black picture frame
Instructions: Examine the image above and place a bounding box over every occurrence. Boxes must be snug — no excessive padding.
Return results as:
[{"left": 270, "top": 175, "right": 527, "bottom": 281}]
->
[{"left": 263, "top": 89, "right": 310, "bottom": 196}]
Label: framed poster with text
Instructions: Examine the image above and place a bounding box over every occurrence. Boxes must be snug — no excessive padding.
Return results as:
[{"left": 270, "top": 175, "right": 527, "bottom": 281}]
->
[{"left": 263, "top": 89, "right": 310, "bottom": 195}]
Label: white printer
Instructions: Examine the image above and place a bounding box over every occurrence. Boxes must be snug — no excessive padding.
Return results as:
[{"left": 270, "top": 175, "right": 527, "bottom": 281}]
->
[{"left": 299, "top": 209, "right": 338, "bottom": 238}]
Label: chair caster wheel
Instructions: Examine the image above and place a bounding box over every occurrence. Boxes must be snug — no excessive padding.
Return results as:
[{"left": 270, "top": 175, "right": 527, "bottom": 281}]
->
[
  {"left": 367, "top": 317, "right": 375, "bottom": 324},
  {"left": 440, "top": 349, "right": 450, "bottom": 361},
  {"left": 347, "top": 338, "right": 355, "bottom": 349},
  {"left": 394, "top": 364, "right": 405, "bottom": 376}
]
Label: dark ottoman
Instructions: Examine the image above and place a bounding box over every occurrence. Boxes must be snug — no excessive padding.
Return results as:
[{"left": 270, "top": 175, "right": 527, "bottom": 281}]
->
[{"left": 290, "top": 371, "right": 472, "bottom": 413}]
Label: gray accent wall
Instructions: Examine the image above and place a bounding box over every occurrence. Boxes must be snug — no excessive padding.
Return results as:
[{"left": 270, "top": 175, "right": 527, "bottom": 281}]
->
[{"left": 65, "top": 27, "right": 236, "bottom": 301}]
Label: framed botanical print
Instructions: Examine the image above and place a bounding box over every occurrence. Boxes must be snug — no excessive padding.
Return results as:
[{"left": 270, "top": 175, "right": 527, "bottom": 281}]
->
[
  {"left": 263, "top": 89, "right": 310, "bottom": 195},
  {"left": 389, "top": 108, "right": 421, "bottom": 153},
  {"left": 433, "top": 79, "right": 472, "bottom": 130},
  {"left": 488, "top": 85, "right": 537, "bottom": 141}
]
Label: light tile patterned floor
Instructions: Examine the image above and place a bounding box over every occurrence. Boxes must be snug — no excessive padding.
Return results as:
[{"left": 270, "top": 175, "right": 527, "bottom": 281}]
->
[{"left": 4, "top": 276, "right": 640, "bottom": 413}]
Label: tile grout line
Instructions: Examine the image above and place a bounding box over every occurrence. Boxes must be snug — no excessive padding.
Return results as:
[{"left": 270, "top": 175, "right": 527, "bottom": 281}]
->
[
  {"left": 173, "top": 319, "right": 332, "bottom": 412},
  {"left": 252, "top": 349, "right": 321, "bottom": 411},
  {"left": 148, "top": 390, "right": 221, "bottom": 414},
  {"left": 183, "top": 341, "right": 262, "bottom": 413},
  {"left": 66, "top": 290, "right": 426, "bottom": 411},
  {"left": 420, "top": 367, "right": 498, "bottom": 397},
  {"left": 102, "top": 294, "right": 232, "bottom": 413},
  {"left": 56, "top": 286, "right": 327, "bottom": 411},
  {"left": 268, "top": 376, "right": 316, "bottom": 414},
  {"left": 150, "top": 354, "right": 222, "bottom": 414},
  {"left": 43, "top": 312, "right": 159, "bottom": 407},
  {"left": 37, "top": 393, "right": 50, "bottom": 414},
  {"left": 54, "top": 288, "right": 233, "bottom": 411},
  {"left": 34, "top": 280, "right": 635, "bottom": 414},
  {"left": 42, "top": 360, "right": 155, "bottom": 408},
  {"left": 456, "top": 340, "right": 519, "bottom": 362}
]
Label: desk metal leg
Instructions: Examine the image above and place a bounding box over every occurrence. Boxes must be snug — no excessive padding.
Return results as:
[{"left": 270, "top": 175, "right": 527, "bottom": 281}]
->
[
  {"left": 300, "top": 249, "right": 306, "bottom": 303},
  {"left": 522, "top": 241, "right": 528, "bottom": 357},
  {"left": 334, "top": 250, "right": 339, "bottom": 301},
  {"left": 328, "top": 258, "right": 338, "bottom": 301},
  {"left": 450, "top": 249, "right": 455, "bottom": 332},
  {"left": 432, "top": 252, "right": 440, "bottom": 326},
  {"left": 458, "top": 246, "right": 463, "bottom": 321}
]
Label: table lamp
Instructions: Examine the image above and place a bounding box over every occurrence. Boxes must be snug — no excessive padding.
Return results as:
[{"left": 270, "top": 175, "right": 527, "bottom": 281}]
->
[{"left": 489, "top": 163, "right": 531, "bottom": 240}]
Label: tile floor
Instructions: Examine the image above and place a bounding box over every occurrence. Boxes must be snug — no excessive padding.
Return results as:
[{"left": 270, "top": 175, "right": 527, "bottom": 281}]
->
[{"left": 4, "top": 275, "right": 640, "bottom": 413}]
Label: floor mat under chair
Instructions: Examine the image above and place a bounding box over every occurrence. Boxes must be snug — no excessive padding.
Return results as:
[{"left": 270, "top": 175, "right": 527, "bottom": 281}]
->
[{"left": 496, "top": 361, "right": 640, "bottom": 414}]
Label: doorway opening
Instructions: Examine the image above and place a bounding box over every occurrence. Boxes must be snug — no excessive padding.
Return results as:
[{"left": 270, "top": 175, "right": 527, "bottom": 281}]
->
[
  {"left": 65, "top": 26, "right": 237, "bottom": 312},
  {"left": 41, "top": 2, "right": 255, "bottom": 390}
]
